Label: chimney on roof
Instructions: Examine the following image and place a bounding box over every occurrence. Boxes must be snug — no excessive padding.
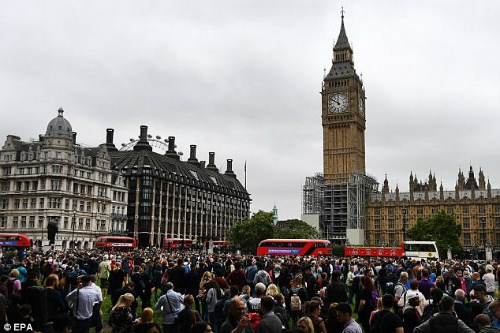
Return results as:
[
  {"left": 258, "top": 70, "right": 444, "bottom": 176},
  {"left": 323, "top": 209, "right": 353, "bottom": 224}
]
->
[
  {"left": 206, "top": 152, "right": 219, "bottom": 173},
  {"left": 72, "top": 132, "right": 77, "bottom": 144},
  {"left": 165, "top": 136, "right": 180, "bottom": 160},
  {"left": 187, "top": 145, "right": 200, "bottom": 167},
  {"left": 105, "top": 128, "right": 118, "bottom": 151},
  {"left": 224, "top": 159, "right": 237, "bottom": 178},
  {"left": 200, "top": 161, "right": 206, "bottom": 168},
  {"left": 133, "top": 125, "right": 152, "bottom": 151}
]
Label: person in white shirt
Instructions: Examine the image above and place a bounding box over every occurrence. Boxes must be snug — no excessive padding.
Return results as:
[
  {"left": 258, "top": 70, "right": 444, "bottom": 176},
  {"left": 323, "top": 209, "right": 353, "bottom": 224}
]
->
[
  {"left": 66, "top": 275, "right": 102, "bottom": 333},
  {"left": 483, "top": 265, "right": 496, "bottom": 297}
]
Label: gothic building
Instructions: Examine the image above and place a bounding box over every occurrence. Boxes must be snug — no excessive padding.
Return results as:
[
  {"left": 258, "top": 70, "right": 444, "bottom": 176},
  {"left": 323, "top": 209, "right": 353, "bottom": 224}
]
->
[
  {"left": 367, "top": 167, "right": 499, "bottom": 255},
  {"left": 0, "top": 109, "right": 251, "bottom": 249}
]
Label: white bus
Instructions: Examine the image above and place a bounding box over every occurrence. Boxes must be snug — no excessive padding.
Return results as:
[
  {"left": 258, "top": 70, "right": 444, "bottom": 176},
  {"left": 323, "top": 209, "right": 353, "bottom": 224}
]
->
[{"left": 404, "top": 241, "right": 439, "bottom": 261}]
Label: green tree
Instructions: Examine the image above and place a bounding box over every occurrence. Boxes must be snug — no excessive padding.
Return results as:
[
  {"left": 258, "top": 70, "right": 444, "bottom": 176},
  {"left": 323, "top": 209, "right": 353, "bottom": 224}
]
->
[
  {"left": 227, "top": 210, "right": 275, "bottom": 253},
  {"left": 406, "top": 210, "right": 462, "bottom": 254},
  {"left": 274, "top": 219, "right": 320, "bottom": 239}
]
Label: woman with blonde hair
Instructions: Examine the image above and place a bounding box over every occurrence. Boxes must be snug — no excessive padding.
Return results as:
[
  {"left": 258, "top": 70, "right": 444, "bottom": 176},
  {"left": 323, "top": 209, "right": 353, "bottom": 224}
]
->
[
  {"left": 8, "top": 269, "right": 22, "bottom": 294},
  {"left": 297, "top": 316, "right": 315, "bottom": 333},
  {"left": 199, "top": 271, "right": 213, "bottom": 321},
  {"left": 108, "top": 293, "right": 135, "bottom": 333},
  {"left": 265, "top": 283, "right": 279, "bottom": 298}
]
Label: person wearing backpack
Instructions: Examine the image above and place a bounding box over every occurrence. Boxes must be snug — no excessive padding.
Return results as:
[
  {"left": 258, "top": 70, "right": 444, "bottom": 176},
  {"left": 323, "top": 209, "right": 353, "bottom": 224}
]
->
[
  {"left": 288, "top": 274, "right": 307, "bottom": 328},
  {"left": 369, "top": 294, "right": 403, "bottom": 333},
  {"left": 414, "top": 296, "right": 475, "bottom": 333}
]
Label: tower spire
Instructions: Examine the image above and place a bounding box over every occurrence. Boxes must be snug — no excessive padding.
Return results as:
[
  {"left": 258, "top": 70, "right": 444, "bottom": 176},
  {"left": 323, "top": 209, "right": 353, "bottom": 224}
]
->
[{"left": 334, "top": 8, "right": 351, "bottom": 52}]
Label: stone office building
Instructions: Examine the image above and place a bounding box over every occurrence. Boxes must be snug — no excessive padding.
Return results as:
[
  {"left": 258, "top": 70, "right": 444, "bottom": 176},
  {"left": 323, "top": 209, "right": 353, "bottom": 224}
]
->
[{"left": 0, "top": 109, "right": 251, "bottom": 248}]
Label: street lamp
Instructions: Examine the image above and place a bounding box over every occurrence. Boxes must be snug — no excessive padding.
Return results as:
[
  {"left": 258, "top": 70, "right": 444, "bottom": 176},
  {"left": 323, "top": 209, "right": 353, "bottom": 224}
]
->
[
  {"left": 72, "top": 210, "right": 76, "bottom": 249},
  {"left": 402, "top": 207, "right": 407, "bottom": 242}
]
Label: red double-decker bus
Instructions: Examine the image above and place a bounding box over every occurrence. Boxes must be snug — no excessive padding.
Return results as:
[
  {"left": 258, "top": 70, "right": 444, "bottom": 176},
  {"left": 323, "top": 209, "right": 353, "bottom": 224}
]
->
[
  {"left": 257, "top": 239, "right": 332, "bottom": 257},
  {"left": 94, "top": 236, "right": 137, "bottom": 250},
  {"left": 162, "top": 238, "right": 193, "bottom": 250},
  {"left": 0, "top": 233, "right": 31, "bottom": 249}
]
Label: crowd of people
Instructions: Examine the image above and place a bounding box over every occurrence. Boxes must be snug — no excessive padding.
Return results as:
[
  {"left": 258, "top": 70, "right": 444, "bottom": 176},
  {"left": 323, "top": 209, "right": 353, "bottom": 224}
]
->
[{"left": 0, "top": 247, "right": 499, "bottom": 333}]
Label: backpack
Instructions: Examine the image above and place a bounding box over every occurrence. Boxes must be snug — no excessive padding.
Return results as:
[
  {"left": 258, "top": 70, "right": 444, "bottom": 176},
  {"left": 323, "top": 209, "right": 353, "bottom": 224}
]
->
[
  {"left": 421, "top": 302, "right": 439, "bottom": 323},
  {"left": 290, "top": 293, "right": 302, "bottom": 312},
  {"left": 369, "top": 310, "right": 390, "bottom": 333},
  {"left": 25, "top": 286, "right": 50, "bottom": 329},
  {"left": 387, "top": 282, "right": 404, "bottom": 296}
]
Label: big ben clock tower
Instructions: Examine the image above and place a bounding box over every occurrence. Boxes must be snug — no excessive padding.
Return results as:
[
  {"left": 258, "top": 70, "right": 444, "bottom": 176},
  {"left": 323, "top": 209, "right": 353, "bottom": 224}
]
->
[{"left": 322, "top": 10, "right": 365, "bottom": 183}]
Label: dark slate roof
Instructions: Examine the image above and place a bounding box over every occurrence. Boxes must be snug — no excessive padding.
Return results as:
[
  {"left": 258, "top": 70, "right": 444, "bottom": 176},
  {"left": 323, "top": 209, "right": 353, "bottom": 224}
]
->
[
  {"left": 333, "top": 17, "right": 351, "bottom": 52},
  {"left": 324, "top": 61, "right": 358, "bottom": 80},
  {"left": 109, "top": 149, "right": 250, "bottom": 200}
]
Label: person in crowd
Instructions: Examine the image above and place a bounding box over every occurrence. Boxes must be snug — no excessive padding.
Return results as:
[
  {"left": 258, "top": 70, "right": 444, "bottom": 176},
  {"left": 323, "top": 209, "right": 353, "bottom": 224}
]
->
[
  {"left": 227, "top": 261, "right": 247, "bottom": 292},
  {"left": 205, "top": 280, "right": 222, "bottom": 333},
  {"left": 289, "top": 273, "right": 308, "bottom": 328},
  {"left": 306, "top": 299, "right": 327, "bottom": 333},
  {"left": 199, "top": 271, "right": 213, "bottom": 321},
  {"left": 414, "top": 296, "right": 474, "bottom": 333},
  {"left": 474, "top": 314, "right": 500, "bottom": 333},
  {"left": 53, "top": 314, "right": 73, "bottom": 333},
  {"left": 489, "top": 300, "right": 500, "bottom": 329},
  {"left": 65, "top": 275, "right": 102, "bottom": 333},
  {"left": 257, "top": 295, "right": 282, "bottom": 333},
  {"left": 108, "top": 293, "right": 136, "bottom": 333},
  {"left": 155, "top": 282, "right": 184, "bottom": 333},
  {"left": 297, "top": 316, "right": 314, "bottom": 333},
  {"left": 483, "top": 265, "right": 497, "bottom": 297},
  {"left": 454, "top": 289, "right": 472, "bottom": 327},
  {"left": 336, "top": 303, "right": 362, "bottom": 333},
  {"left": 186, "top": 263, "right": 202, "bottom": 313},
  {"left": 357, "top": 275, "right": 377, "bottom": 333},
  {"left": 325, "top": 270, "right": 348, "bottom": 309},
  {"left": 220, "top": 297, "right": 253, "bottom": 333},
  {"left": 97, "top": 255, "right": 111, "bottom": 299},
  {"left": 369, "top": 294, "right": 403, "bottom": 333},
  {"left": 192, "top": 321, "right": 215, "bottom": 333},
  {"left": 402, "top": 292, "right": 422, "bottom": 333},
  {"left": 178, "top": 294, "right": 202, "bottom": 332},
  {"left": 248, "top": 282, "right": 266, "bottom": 313},
  {"left": 472, "top": 284, "right": 495, "bottom": 316},
  {"left": 418, "top": 269, "right": 435, "bottom": 300}
]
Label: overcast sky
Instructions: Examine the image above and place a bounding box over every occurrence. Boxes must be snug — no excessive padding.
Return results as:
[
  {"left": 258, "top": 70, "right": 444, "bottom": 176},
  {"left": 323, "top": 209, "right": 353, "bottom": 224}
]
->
[{"left": 1, "top": 1, "right": 500, "bottom": 220}]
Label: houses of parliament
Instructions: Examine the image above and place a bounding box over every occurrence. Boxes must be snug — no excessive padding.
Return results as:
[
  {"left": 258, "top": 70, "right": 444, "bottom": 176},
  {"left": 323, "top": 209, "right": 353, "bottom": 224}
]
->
[{"left": 302, "top": 11, "right": 498, "bottom": 256}]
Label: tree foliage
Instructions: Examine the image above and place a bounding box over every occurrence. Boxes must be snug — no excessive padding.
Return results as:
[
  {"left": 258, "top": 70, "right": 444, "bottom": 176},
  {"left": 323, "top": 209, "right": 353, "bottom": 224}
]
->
[
  {"left": 227, "top": 210, "right": 275, "bottom": 253},
  {"left": 406, "top": 211, "right": 462, "bottom": 253},
  {"left": 274, "top": 219, "right": 320, "bottom": 239}
]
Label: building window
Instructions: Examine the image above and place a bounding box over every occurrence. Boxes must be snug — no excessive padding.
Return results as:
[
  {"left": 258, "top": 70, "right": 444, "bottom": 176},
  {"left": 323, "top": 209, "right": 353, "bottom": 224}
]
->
[
  {"left": 1, "top": 200, "right": 8, "bottom": 210},
  {"left": 39, "top": 198, "right": 45, "bottom": 208},
  {"left": 463, "top": 205, "right": 469, "bottom": 214},
  {"left": 78, "top": 218, "right": 84, "bottom": 230},
  {"left": 64, "top": 217, "right": 68, "bottom": 229},
  {"left": 0, "top": 216, "right": 5, "bottom": 228},
  {"left": 21, "top": 216, "right": 27, "bottom": 228},
  {"left": 1, "top": 181, "right": 9, "bottom": 192},
  {"left": 32, "top": 181, "right": 38, "bottom": 191},
  {"left": 463, "top": 218, "right": 470, "bottom": 229},
  {"left": 85, "top": 219, "right": 90, "bottom": 230},
  {"left": 22, "top": 199, "right": 28, "bottom": 209},
  {"left": 417, "top": 207, "right": 424, "bottom": 215},
  {"left": 463, "top": 233, "right": 471, "bottom": 246},
  {"left": 479, "top": 205, "right": 486, "bottom": 213},
  {"left": 38, "top": 216, "right": 44, "bottom": 228},
  {"left": 86, "top": 202, "right": 91, "bottom": 212},
  {"left": 388, "top": 219, "right": 395, "bottom": 229},
  {"left": 447, "top": 206, "right": 453, "bottom": 214},
  {"left": 29, "top": 216, "right": 35, "bottom": 228},
  {"left": 13, "top": 217, "right": 18, "bottom": 228}
]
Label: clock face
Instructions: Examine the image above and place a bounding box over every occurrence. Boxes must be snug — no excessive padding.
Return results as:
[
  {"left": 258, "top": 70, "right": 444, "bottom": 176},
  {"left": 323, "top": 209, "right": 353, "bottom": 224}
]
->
[
  {"left": 359, "top": 96, "right": 365, "bottom": 117},
  {"left": 328, "top": 93, "right": 348, "bottom": 113}
]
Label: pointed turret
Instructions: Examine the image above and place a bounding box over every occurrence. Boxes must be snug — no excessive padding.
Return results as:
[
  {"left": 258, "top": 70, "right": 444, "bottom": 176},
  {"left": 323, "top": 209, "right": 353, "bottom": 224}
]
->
[{"left": 333, "top": 9, "right": 352, "bottom": 53}]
